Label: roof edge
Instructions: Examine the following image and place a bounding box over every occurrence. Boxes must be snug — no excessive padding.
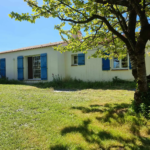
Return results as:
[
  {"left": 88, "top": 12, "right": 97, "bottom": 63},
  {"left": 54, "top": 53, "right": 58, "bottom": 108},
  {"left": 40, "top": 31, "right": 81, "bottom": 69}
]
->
[{"left": 0, "top": 41, "right": 65, "bottom": 54}]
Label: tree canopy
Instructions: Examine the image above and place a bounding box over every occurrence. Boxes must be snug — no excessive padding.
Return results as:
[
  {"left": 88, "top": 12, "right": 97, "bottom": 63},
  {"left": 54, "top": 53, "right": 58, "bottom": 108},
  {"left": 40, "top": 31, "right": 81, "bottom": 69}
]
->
[{"left": 9, "top": 0, "right": 149, "bottom": 59}]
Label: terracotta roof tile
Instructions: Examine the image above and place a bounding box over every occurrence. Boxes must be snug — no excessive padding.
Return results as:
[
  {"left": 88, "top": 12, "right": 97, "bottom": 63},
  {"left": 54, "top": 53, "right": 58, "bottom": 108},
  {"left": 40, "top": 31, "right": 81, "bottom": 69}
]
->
[{"left": 0, "top": 41, "right": 65, "bottom": 54}]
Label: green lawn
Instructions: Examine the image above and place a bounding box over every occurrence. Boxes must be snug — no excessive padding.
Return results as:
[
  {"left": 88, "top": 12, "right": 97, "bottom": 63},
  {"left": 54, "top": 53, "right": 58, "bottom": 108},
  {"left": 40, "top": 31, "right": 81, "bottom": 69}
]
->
[{"left": 0, "top": 84, "right": 150, "bottom": 150}]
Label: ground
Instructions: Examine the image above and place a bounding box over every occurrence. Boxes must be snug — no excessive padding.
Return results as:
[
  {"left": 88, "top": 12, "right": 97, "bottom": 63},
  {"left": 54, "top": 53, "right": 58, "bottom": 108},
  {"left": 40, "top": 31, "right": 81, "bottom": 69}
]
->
[{"left": 0, "top": 84, "right": 150, "bottom": 150}]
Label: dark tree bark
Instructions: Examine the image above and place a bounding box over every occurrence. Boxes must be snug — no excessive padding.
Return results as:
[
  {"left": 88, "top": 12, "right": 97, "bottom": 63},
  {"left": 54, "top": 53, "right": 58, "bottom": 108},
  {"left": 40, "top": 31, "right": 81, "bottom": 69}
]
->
[
  {"left": 134, "top": 33, "right": 148, "bottom": 104},
  {"left": 127, "top": 8, "right": 138, "bottom": 80},
  {"left": 128, "top": 50, "right": 138, "bottom": 80}
]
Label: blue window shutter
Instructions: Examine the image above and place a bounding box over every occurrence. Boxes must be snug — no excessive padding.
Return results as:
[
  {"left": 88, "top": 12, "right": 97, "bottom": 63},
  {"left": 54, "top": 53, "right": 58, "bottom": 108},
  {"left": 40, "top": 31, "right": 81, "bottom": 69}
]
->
[
  {"left": 78, "top": 53, "right": 85, "bottom": 65},
  {"left": 41, "top": 53, "right": 47, "bottom": 80},
  {"left": 102, "top": 54, "right": 110, "bottom": 70},
  {"left": 0, "top": 58, "right": 6, "bottom": 77},
  {"left": 17, "top": 56, "right": 24, "bottom": 80},
  {"left": 129, "top": 59, "right": 132, "bottom": 69}
]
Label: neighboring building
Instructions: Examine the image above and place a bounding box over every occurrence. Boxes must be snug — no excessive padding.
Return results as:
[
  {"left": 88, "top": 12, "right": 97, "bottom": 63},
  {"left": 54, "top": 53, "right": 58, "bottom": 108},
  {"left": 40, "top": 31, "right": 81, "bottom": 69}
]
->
[{"left": 0, "top": 41, "right": 150, "bottom": 82}]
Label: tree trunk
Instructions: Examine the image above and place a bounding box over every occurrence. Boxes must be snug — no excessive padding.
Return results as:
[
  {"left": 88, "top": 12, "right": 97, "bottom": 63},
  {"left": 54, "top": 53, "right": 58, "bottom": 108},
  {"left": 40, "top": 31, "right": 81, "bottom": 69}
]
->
[
  {"left": 128, "top": 50, "right": 138, "bottom": 80},
  {"left": 134, "top": 38, "right": 148, "bottom": 105}
]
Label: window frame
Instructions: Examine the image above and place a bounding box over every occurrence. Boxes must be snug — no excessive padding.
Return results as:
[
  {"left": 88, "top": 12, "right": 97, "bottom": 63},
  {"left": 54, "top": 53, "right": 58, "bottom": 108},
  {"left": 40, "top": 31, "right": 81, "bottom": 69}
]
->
[
  {"left": 112, "top": 55, "right": 129, "bottom": 70},
  {"left": 71, "top": 53, "right": 85, "bottom": 66},
  {"left": 32, "top": 55, "right": 41, "bottom": 80},
  {"left": 71, "top": 54, "right": 78, "bottom": 66},
  {"left": 73, "top": 55, "right": 78, "bottom": 65}
]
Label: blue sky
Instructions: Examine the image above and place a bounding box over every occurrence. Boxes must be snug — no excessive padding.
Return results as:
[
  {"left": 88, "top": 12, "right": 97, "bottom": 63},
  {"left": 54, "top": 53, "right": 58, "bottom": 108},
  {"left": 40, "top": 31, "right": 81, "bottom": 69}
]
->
[{"left": 0, "top": 0, "right": 70, "bottom": 52}]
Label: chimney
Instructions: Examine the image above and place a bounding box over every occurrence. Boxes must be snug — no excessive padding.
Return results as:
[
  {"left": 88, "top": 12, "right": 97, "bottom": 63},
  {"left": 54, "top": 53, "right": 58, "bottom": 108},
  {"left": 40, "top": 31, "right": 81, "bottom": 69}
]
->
[{"left": 72, "top": 31, "right": 82, "bottom": 40}]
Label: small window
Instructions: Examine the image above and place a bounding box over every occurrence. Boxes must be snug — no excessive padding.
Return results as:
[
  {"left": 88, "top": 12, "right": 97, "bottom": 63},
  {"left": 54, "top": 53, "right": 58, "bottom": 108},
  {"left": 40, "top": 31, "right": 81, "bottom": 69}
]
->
[
  {"left": 74, "top": 55, "right": 78, "bottom": 65},
  {"left": 113, "top": 55, "right": 128, "bottom": 69},
  {"left": 71, "top": 53, "right": 85, "bottom": 66},
  {"left": 72, "top": 55, "right": 78, "bottom": 65},
  {"left": 113, "top": 58, "right": 120, "bottom": 68}
]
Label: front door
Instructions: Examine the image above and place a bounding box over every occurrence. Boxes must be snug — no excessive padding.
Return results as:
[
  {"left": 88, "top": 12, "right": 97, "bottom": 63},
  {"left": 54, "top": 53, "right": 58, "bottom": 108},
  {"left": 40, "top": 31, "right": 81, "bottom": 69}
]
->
[
  {"left": 28, "top": 56, "right": 41, "bottom": 79},
  {"left": 28, "top": 57, "right": 33, "bottom": 79}
]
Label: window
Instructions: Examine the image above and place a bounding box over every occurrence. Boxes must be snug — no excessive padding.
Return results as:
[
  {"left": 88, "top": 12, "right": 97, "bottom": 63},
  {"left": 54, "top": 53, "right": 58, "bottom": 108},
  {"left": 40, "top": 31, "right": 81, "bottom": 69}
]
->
[
  {"left": 71, "top": 53, "right": 85, "bottom": 66},
  {"left": 33, "top": 56, "right": 41, "bottom": 79},
  {"left": 113, "top": 55, "right": 128, "bottom": 69},
  {"left": 73, "top": 55, "right": 78, "bottom": 65}
]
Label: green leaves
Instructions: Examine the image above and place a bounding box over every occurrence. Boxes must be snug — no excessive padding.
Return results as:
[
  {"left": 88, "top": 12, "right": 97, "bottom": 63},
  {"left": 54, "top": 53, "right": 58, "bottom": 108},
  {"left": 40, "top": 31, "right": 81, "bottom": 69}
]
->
[{"left": 9, "top": 0, "right": 149, "bottom": 59}]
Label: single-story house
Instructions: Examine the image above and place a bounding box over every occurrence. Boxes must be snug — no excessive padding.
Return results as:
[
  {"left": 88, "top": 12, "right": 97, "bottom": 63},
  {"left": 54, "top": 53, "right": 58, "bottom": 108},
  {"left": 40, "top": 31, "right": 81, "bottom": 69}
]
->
[{"left": 0, "top": 40, "right": 150, "bottom": 83}]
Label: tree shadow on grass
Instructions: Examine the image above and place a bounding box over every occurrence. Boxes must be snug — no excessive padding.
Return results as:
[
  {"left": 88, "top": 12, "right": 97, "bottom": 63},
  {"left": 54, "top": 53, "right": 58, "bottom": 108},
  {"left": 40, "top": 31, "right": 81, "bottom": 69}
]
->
[
  {"left": 71, "top": 106, "right": 106, "bottom": 113},
  {"left": 50, "top": 144, "right": 84, "bottom": 150},
  {"left": 95, "top": 103, "right": 149, "bottom": 136},
  {"left": 61, "top": 119, "right": 133, "bottom": 150},
  {"left": 51, "top": 103, "right": 150, "bottom": 150},
  {"left": 71, "top": 103, "right": 129, "bottom": 116},
  {"left": 96, "top": 103, "right": 130, "bottom": 125},
  {"left": 50, "top": 145, "right": 68, "bottom": 150}
]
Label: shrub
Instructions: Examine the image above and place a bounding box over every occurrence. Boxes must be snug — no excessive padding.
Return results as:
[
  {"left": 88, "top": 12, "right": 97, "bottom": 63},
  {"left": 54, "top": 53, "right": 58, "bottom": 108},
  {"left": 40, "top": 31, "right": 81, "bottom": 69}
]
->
[
  {"left": 33, "top": 76, "right": 135, "bottom": 90},
  {"left": 132, "top": 82, "right": 150, "bottom": 118},
  {"left": 52, "top": 74, "right": 63, "bottom": 87},
  {"left": 112, "top": 76, "right": 133, "bottom": 84},
  {"left": 139, "top": 89, "right": 150, "bottom": 118},
  {"left": 0, "top": 76, "right": 136, "bottom": 91},
  {"left": 0, "top": 77, "right": 23, "bottom": 84}
]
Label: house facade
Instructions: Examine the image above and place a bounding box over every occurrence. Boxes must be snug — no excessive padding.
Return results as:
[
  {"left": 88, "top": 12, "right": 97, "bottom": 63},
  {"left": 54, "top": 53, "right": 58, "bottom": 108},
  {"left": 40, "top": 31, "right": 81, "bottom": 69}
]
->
[{"left": 0, "top": 41, "right": 150, "bottom": 82}]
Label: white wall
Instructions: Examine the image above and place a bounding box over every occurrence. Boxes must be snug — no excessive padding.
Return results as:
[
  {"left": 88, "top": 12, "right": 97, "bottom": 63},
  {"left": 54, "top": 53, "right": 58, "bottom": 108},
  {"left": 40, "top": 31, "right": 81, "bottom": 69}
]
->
[
  {"left": 57, "top": 52, "right": 66, "bottom": 79},
  {"left": 0, "top": 45, "right": 150, "bottom": 82},
  {"left": 64, "top": 47, "right": 150, "bottom": 81},
  {"left": 145, "top": 49, "right": 150, "bottom": 76},
  {"left": 65, "top": 50, "right": 134, "bottom": 81},
  {"left": 0, "top": 47, "right": 60, "bottom": 81}
]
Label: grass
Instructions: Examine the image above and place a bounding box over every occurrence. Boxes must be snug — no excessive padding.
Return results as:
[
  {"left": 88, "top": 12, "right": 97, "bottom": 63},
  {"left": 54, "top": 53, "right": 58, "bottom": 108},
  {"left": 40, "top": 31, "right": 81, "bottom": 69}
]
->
[{"left": 0, "top": 84, "right": 150, "bottom": 150}]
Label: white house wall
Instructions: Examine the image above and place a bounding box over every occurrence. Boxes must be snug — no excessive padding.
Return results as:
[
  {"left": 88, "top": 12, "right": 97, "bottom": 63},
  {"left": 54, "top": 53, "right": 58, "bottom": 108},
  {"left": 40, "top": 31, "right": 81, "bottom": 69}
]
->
[
  {"left": 57, "top": 52, "right": 66, "bottom": 79},
  {"left": 0, "top": 45, "right": 150, "bottom": 82},
  {"left": 145, "top": 51, "right": 150, "bottom": 75},
  {"left": 0, "top": 47, "right": 60, "bottom": 81},
  {"left": 64, "top": 49, "right": 150, "bottom": 81}
]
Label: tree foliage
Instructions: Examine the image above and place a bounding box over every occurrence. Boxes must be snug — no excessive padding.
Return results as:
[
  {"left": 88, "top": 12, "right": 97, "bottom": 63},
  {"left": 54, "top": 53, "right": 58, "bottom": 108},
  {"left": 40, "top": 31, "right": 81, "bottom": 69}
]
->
[{"left": 9, "top": 0, "right": 149, "bottom": 59}]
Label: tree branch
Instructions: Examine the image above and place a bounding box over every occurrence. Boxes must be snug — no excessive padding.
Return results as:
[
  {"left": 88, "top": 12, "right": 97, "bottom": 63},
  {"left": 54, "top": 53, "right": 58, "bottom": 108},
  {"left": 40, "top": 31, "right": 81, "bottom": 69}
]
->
[
  {"left": 128, "top": 9, "right": 137, "bottom": 47},
  {"left": 58, "top": 14, "right": 128, "bottom": 45},
  {"left": 95, "top": 0, "right": 129, "bottom": 7},
  {"left": 58, "top": 0, "right": 88, "bottom": 19},
  {"left": 110, "top": 5, "right": 127, "bottom": 32},
  {"left": 26, "top": 0, "right": 131, "bottom": 46},
  {"left": 128, "top": 0, "right": 148, "bottom": 27}
]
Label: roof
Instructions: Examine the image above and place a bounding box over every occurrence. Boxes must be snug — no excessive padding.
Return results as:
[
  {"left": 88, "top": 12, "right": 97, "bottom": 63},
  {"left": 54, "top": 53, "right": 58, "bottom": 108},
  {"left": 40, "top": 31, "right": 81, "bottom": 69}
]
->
[{"left": 0, "top": 41, "right": 65, "bottom": 54}]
